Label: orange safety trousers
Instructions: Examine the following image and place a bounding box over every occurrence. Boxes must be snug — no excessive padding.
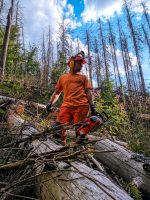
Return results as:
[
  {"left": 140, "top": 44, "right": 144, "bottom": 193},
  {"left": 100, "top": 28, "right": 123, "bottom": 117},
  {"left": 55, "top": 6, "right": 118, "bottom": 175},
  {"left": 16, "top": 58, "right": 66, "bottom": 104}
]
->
[{"left": 56, "top": 106, "right": 89, "bottom": 144}]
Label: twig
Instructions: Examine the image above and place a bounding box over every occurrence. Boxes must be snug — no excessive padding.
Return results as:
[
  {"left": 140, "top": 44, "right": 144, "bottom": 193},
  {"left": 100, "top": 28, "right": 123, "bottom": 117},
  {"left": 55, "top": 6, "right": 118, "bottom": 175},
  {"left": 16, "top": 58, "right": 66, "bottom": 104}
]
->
[
  {"left": 4, "top": 192, "right": 39, "bottom": 200},
  {"left": 88, "top": 155, "right": 105, "bottom": 173}
]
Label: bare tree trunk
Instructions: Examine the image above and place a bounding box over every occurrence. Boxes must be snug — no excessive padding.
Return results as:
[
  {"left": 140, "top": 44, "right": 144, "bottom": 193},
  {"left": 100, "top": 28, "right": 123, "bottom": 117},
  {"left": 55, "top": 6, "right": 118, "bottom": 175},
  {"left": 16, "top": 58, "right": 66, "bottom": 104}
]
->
[
  {"left": 109, "top": 39, "right": 118, "bottom": 88},
  {"left": 94, "top": 37, "right": 101, "bottom": 87},
  {"left": 123, "top": 32, "right": 138, "bottom": 92},
  {"left": 86, "top": 29, "right": 93, "bottom": 86},
  {"left": 108, "top": 20, "right": 122, "bottom": 88},
  {"left": 142, "top": 25, "right": 150, "bottom": 54},
  {"left": 118, "top": 19, "right": 131, "bottom": 91},
  {"left": 98, "top": 18, "right": 109, "bottom": 81},
  {"left": 124, "top": 0, "right": 146, "bottom": 94},
  {"left": 14, "top": 0, "right": 21, "bottom": 77},
  {"left": 141, "top": 1, "right": 150, "bottom": 31},
  {"left": 118, "top": 19, "right": 139, "bottom": 93},
  {"left": 21, "top": 23, "right": 25, "bottom": 56},
  {"left": 0, "top": 0, "right": 4, "bottom": 15},
  {"left": 122, "top": 32, "right": 138, "bottom": 92},
  {"left": 0, "top": 0, "right": 14, "bottom": 81},
  {"left": 42, "top": 34, "right": 48, "bottom": 88},
  {"left": 47, "top": 25, "right": 52, "bottom": 84}
]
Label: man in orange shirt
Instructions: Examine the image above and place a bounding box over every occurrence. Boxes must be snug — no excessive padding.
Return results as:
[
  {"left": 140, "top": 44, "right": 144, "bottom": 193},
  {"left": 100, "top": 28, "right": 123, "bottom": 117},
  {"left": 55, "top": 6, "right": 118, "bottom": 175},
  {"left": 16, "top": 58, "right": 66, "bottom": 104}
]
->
[{"left": 46, "top": 51, "right": 96, "bottom": 145}]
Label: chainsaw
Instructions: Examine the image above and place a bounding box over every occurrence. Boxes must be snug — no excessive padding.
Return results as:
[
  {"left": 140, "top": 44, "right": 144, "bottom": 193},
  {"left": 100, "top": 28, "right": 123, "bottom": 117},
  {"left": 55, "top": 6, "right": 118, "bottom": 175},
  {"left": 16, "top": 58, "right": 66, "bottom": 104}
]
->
[{"left": 76, "top": 111, "right": 108, "bottom": 137}]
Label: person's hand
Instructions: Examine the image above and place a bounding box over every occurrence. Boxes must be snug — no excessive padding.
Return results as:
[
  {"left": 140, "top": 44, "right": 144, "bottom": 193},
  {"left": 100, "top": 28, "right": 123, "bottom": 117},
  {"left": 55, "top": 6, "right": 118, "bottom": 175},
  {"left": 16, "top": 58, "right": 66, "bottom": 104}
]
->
[
  {"left": 46, "top": 102, "right": 52, "bottom": 112},
  {"left": 90, "top": 104, "right": 97, "bottom": 116}
]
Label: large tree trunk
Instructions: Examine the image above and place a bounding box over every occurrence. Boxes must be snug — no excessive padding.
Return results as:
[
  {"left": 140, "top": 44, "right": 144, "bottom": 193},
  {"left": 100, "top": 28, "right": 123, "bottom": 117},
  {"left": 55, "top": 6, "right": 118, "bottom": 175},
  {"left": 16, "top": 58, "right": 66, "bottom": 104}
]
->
[
  {"left": 0, "top": 0, "right": 14, "bottom": 81},
  {"left": 94, "top": 139, "right": 150, "bottom": 195},
  {"left": 3, "top": 101, "right": 133, "bottom": 200},
  {"left": 37, "top": 161, "right": 133, "bottom": 200}
]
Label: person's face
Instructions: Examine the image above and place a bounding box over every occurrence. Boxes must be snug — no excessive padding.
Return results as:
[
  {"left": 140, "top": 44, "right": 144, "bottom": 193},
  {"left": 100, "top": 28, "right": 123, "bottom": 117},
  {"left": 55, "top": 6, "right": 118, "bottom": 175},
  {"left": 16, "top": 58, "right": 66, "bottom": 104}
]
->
[{"left": 73, "top": 60, "right": 82, "bottom": 73}]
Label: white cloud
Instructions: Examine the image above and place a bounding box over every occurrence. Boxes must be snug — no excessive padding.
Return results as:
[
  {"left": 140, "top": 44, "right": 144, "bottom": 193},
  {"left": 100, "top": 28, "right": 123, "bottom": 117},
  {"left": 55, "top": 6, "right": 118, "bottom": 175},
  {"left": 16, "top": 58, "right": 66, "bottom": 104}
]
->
[
  {"left": 81, "top": 0, "right": 150, "bottom": 22},
  {"left": 82, "top": 0, "right": 123, "bottom": 22},
  {"left": 64, "top": 4, "right": 82, "bottom": 30},
  {"left": 64, "top": 18, "right": 82, "bottom": 29},
  {"left": 130, "top": 0, "right": 150, "bottom": 14},
  {"left": 21, "top": 0, "right": 66, "bottom": 45},
  {"left": 110, "top": 49, "right": 138, "bottom": 77},
  {"left": 65, "top": 4, "right": 74, "bottom": 17}
]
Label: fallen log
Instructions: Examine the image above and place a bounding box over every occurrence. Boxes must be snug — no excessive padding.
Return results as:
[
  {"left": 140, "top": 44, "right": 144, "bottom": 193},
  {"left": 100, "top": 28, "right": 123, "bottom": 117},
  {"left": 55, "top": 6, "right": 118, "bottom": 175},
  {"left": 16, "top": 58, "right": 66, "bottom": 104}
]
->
[
  {"left": 37, "top": 161, "right": 133, "bottom": 200},
  {"left": 1, "top": 101, "right": 134, "bottom": 200},
  {"left": 94, "top": 139, "right": 150, "bottom": 195},
  {"left": 0, "top": 94, "right": 46, "bottom": 110}
]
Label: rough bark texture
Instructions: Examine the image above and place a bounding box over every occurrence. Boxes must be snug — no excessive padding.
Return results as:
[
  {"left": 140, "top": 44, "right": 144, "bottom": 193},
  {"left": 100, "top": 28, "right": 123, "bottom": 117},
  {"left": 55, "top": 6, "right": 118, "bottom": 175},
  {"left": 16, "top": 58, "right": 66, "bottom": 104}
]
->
[
  {"left": 5, "top": 101, "right": 133, "bottom": 200},
  {"left": 94, "top": 139, "right": 150, "bottom": 195},
  {"left": 37, "top": 161, "right": 133, "bottom": 200}
]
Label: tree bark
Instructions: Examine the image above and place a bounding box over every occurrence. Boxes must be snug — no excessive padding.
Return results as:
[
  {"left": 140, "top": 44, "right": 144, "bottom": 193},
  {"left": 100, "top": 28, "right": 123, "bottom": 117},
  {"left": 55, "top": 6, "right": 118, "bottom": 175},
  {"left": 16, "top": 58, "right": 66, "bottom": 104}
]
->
[
  {"left": 4, "top": 101, "right": 133, "bottom": 200},
  {"left": 98, "top": 18, "right": 109, "bottom": 80},
  {"left": 142, "top": 25, "right": 150, "bottom": 54},
  {"left": 86, "top": 29, "right": 93, "bottom": 86},
  {"left": 94, "top": 139, "right": 150, "bottom": 195},
  {"left": 0, "top": 0, "right": 14, "bottom": 81}
]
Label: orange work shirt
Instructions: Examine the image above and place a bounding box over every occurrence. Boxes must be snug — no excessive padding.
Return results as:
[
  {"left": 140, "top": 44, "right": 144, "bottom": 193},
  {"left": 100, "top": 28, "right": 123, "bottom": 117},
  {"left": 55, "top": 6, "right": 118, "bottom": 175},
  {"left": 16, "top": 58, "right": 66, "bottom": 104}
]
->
[{"left": 55, "top": 73, "right": 92, "bottom": 107}]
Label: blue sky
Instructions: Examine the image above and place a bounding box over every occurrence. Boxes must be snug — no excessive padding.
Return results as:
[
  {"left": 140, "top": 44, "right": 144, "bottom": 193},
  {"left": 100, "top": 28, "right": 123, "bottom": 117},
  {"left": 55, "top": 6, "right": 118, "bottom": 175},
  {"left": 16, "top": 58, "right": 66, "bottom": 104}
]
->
[{"left": 20, "top": 0, "right": 150, "bottom": 88}]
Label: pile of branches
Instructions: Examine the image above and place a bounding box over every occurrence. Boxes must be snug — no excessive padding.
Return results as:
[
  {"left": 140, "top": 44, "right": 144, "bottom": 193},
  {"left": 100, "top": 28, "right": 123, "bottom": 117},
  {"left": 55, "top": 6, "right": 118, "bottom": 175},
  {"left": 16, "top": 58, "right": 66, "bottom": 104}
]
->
[{"left": 0, "top": 96, "right": 108, "bottom": 200}]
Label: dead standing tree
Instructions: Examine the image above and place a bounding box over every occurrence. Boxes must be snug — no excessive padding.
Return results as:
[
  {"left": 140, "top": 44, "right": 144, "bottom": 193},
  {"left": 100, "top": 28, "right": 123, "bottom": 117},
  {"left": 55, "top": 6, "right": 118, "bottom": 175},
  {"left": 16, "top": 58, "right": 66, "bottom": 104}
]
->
[
  {"left": 94, "top": 37, "right": 101, "bottom": 88},
  {"left": 142, "top": 25, "right": 150, "bottom": 54},
  {"left": 0, "top": 0, "right": 4, "bottom": 15},
  {"left": 117, "top": 19, "right": 138, "bottom": 93},
  {"left": 98, "top": 18, "right": 110, "bottom": 81},
  {"left": 86, "top": 29, "right": 93, "bottom": 86},
  {"left": 124, "top": 0, "right": 146, "bottom": 94},
  {"left": 58, "top": 17, "right": 70, "bottom": 59},
  {"left": 47, "top": 25, "right": 53, "bottom": 85},
  {"left": 141, "top": 1, "right": 150, "bottom": 31},
  {"left": 108, "top": 20, "right": 122, "bottom": 89},
  {"left": 0, "top": 0, "right": 14, "bottom": 81},
  {"left": 141, "top": 1, "right": 150, "bottom": 53},
  {"left": 41, "top": 34, "right": 49, "bottom": 88}
]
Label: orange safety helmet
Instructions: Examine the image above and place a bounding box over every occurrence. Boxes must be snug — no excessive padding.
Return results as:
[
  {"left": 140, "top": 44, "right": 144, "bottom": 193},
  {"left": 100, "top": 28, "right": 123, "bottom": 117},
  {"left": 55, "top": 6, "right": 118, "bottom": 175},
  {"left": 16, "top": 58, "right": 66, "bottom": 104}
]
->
[{"left": 67, "top": 51, "right": 86, "bottom": 74}]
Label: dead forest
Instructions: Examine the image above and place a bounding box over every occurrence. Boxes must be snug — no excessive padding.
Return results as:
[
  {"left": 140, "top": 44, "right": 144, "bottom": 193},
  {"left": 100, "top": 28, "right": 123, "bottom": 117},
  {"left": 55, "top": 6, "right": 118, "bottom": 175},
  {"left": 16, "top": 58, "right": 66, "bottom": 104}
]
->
[{"left": 0, "top": 0, "right": 150, "bottom": 200}]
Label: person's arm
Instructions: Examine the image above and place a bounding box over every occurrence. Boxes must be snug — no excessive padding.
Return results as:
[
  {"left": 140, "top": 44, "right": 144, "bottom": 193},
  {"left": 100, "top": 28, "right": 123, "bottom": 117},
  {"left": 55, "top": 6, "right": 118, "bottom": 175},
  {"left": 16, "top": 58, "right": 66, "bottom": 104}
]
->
[
  {"left": 85, "top": 89, "right": 93, "bottom": 106},
  {"left": 46, "top": 77, "right": 62, "bottom": 112},
  {"left": 49, "top": 89, "right": 61, "bottom": 105},
  {"left": 84, "top": 76, "right": 97, "bottom": 115},
  {"left": 85, "top": 89, "right": 97, "bottom": 115},
  {"left": 46, "top": 89, "right": 61, "bottom": 112}
]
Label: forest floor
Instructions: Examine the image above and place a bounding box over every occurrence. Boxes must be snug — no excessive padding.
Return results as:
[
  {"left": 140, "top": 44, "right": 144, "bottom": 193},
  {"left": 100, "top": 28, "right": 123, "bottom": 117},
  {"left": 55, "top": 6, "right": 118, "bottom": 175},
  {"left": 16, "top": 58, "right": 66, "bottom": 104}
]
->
[{"left": 0, "top": 80, "right": 150, "bottom": 200}]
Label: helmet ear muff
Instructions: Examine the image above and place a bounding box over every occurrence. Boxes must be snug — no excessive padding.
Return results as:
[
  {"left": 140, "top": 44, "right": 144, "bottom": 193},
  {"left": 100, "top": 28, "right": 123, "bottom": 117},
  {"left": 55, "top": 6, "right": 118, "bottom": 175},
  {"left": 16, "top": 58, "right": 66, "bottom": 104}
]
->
[
  {"left": 69, "top": 59, "right": 74, "bottom": 74},
  {"left": 69, "top": 59, "right": 74, "bottom": 68}
]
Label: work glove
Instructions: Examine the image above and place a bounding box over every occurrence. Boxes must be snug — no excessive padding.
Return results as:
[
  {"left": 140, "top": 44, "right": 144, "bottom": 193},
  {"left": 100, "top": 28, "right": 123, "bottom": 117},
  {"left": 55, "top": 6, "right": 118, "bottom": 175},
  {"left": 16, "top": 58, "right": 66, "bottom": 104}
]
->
[
  {"left": 90, "top": 104, "right": 97, "bottom": 116},
  {"left": 46, "top": 102, "right": 52, "bottom": 112}
]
